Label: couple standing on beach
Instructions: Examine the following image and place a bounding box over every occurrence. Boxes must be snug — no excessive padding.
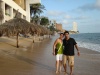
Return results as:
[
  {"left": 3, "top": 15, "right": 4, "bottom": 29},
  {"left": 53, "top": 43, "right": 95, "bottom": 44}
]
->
[{"left": 53, "top": 31, "right": 80, "bottom": 75}]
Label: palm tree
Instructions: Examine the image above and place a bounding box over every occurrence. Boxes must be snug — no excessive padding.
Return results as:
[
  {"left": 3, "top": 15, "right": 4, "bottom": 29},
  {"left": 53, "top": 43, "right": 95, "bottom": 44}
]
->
[
  {"left": 31, "top": 15, "right": 39, "bottom": 24},
  {"left": 30, "top": 3, "right": 45, "bottom": 17},
  {"left": 30, "top": 3, "right": 45, "bottom": 24}
]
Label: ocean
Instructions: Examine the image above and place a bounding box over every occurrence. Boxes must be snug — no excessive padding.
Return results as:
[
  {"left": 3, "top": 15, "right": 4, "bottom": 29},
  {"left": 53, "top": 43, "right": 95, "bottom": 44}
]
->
[{"left": 70, "top": 33, "right": 100, "bottom": 52}]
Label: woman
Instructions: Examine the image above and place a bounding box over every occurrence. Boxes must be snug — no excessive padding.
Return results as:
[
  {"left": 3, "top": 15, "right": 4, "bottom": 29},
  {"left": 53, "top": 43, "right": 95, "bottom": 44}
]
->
[{"left": 53, "top": 33, "right": 64, "bottom": 74}]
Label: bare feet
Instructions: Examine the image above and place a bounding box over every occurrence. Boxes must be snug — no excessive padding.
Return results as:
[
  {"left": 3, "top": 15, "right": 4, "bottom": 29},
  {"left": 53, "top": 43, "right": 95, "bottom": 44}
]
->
[
  {"left": 56, "top": 71, "right": 59, "bottom": 74},
  {"left": 70, "top": 72, "right": 72, "bottom": 75},
  {"left": 64, "top": 71, "right": 67, "bottom": 75}
]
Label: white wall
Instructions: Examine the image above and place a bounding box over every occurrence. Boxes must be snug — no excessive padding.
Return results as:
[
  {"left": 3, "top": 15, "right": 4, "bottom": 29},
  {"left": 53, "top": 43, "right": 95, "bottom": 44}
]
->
[
  {"left": 1, "top": 0, "right": 41, "bottom": 22},
  {"left": 2, "top": 0, "right": 26, "bottom": 16}
]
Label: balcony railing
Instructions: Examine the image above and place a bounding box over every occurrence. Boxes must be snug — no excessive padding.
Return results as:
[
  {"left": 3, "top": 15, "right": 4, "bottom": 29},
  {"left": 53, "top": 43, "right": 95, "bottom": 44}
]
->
[
  {"left": 29, "top": 0, "right": 41, "bottom": 4},
  {"left": 5, "top": 14, "right": 11, "bottom": 21}
]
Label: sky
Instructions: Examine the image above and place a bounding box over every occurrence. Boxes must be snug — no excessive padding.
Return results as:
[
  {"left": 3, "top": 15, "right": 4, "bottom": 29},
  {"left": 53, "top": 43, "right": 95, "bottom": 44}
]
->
[{"left": 41, "top": 0, "right": 100, "bottom": 33}]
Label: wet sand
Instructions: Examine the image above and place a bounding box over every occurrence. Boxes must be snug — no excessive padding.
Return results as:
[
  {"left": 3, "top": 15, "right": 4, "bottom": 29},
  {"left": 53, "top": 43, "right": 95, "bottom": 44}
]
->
[{"left": 0, "top": 36, "right": 100, "bottom": 75}]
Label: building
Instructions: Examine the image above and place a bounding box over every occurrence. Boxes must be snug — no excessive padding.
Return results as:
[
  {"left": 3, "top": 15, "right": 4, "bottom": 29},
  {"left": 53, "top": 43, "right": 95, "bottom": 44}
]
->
[
  {"left": 73, "top": 22, "right": 78, "bottom": 32},
  {"left": 69, "top": 22, "right": 79, "bottom": 34},
  {"left": 0, "top": 0, "right": 41, "bottom": 24},
  {"left": 71, "top": 22, "right": 78, "bottom": 32},
  {"left": 55, "top": 23, "right": 63, "bottom": 31}
]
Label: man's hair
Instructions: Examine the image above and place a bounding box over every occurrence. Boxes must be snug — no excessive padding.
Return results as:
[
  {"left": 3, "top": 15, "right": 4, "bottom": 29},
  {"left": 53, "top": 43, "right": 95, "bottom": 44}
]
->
[
  {"left": 60, "top": 33, "right": 63, "bottom": 35},
  {"left": 64, "top": 31, "right": 69, "bottom": 35}
]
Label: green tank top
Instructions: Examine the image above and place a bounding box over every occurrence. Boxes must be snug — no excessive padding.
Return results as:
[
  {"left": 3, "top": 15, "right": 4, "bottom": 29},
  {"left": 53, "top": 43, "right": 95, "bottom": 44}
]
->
[{"left": 56, "top": 42, "right": 63, "bottom": 54}]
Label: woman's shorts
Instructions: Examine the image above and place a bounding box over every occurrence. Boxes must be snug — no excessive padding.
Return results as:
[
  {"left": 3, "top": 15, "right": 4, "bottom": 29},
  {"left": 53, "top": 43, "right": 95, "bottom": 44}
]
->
[{"left": 56, "top": 54, "right": 63, "bottom": 61}]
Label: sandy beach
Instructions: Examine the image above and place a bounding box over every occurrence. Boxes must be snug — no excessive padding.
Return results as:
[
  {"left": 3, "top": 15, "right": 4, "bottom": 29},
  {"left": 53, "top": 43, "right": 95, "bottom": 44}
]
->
[{"left": 0, "top": 35, "right": 100, "bottom": 75}]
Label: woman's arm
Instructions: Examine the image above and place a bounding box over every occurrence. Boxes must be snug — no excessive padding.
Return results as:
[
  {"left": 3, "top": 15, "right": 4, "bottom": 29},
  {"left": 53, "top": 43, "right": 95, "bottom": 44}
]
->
[{"left": 53, "top": 39, "right": 58, "bottom": 55}]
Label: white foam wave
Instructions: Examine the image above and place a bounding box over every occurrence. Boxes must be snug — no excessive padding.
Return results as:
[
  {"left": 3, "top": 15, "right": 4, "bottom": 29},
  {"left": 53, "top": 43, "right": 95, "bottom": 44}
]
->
[{"left": 77, "top": 41, "right": 100, "bottom": 52}]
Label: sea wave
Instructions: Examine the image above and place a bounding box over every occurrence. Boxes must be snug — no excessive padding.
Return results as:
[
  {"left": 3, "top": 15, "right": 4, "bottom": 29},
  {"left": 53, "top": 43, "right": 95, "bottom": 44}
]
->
[{"left": 77, "top": 41, "right": 100, "bottom": 52}]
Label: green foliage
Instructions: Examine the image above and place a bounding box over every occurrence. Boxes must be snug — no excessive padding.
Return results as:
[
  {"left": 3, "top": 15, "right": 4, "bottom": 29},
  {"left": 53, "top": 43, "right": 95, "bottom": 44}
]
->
[
  {"left": 31, "top": 15, "right": 40, "bottom": 24},
  {"left": 30, "top": 3, "right": 46, "bottom": 24},
  {"left": 40, "top": 17, "right": 49, "bottom": 26},
  {"left": 30, "top": 3, "right": 45, "bottom": 17},
  {"left": 49, "top": 25, "right": 55, "bottom": 31}
]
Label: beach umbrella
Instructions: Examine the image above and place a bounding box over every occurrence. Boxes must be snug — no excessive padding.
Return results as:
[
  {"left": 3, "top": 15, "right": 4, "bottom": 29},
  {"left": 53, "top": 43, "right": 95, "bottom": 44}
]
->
[
  {"left": 37, "top": 25, "right": 46, "bottom": 35},
  {"left": 28, "top": 24, "right": 42, "bottom": 35},
  {"left": 35, "top": 25, "right": 52, "bottom": 40},
  {"left": 0, "top": 18, "right": 35, "bottom": 48},
  {"left": 32, "top": 25, "right": 43, "bottom": 41}
]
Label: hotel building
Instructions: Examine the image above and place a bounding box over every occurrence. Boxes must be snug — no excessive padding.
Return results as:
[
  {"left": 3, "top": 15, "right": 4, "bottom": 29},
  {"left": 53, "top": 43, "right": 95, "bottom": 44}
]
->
[
  {"left": 71, "top": 22, "right": 78, "bottom": 32},
  {"left": 55, "top": 23, "right": 63, "bottom": 32},
  {"left": 0, "top": 0, "right": 41, "bottom": 24}
]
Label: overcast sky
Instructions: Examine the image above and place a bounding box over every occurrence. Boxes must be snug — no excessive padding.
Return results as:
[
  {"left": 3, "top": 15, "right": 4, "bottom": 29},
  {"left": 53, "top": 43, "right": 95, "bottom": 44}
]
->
[{"left": 41, "top": 0, "right": 100, "bottom": 33}]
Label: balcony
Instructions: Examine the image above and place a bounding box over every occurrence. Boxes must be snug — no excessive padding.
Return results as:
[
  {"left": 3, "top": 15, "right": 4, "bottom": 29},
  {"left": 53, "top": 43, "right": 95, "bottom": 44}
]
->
[
  {"left": 29, "top": 0, "right": 41, "bottom": 4},
  {"left": 5, "top": 4, "right": 12, "bottom": 21}
]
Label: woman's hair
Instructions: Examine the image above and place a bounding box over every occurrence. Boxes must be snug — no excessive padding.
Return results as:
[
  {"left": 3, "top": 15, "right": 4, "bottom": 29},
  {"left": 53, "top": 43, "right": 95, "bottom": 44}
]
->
[{"left": 60, "top": 33, "right": 64, "bottom": 35}]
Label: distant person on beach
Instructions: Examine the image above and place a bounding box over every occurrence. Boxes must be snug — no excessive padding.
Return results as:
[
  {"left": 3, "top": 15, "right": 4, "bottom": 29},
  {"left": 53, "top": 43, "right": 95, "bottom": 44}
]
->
[
  {"left": 63, "top": 31, "right": 80, "bottom": 75},
  {"left": 53, "top": 33, "right": 64, "bottom": 74}
]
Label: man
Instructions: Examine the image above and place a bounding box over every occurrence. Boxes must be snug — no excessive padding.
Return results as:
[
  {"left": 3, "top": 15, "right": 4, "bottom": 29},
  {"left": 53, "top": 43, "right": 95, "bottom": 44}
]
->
[
  {"left": 53, "top": 33, "right": 64, "bottom": 74},
  {"left": 63, "top": 31, "right": 80, "bottom": 75}
]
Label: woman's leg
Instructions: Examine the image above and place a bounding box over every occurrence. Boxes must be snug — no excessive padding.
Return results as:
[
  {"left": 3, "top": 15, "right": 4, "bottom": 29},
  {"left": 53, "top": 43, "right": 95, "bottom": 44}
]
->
[
  {"left": 59, "top": 60, "right": 62, "bottom": 72},
  {"left": 59, "top": 54, "right": 63, "bottom": 72},
  {"left": 56, "top": 55, "right": 60, "bottom": 74},
  {"left": 56, "top": 60, "right": 60, "bottom": 73}
]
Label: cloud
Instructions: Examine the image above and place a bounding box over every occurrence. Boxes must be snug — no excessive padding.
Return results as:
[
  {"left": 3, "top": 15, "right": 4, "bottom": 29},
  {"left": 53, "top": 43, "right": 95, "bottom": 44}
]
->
[
  {"left": 63, "top": 15, "right": 90, "bottom": 20},
  {"left": 46, "top": 10, "right": 66, "bottom": 17},
  {"left": 46, "top": 10, "right": 72, "bottom": 24},
  {"left": 78, "top": 0, "right": 100, "bottom": 11},
  {"left": 62, "top": 20, "right": 69, "bottom": 25},
  {"left": 72, "top": 16, "right": 90, "bottom": 20},
  {"left": 80, "top": 19, "right": 100, "bottom": 24},
  {"left": 63, "top": 15, "right": 71, "bottom": 19},
  {"left": 95, "top": 0, "right": 100, "bottom": 7}
]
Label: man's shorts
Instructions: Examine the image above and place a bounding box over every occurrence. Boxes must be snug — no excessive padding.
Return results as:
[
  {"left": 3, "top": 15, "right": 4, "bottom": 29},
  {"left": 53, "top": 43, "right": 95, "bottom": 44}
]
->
[
  {"left": 63, "top": 55, "right": 74, "bottom": 67},
  {"left": 56, "top": 54, "right": 63, "bottom": 61}
]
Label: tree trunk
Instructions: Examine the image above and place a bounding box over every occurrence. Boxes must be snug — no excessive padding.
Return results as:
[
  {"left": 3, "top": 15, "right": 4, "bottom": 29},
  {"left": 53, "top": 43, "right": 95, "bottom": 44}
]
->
[
  {"left": 33, "top": 35, "right": 35, "bottom": 43},
  {"left": 39, "top": 34, "right": 41, "bottom": 41},
  {"left": 43, "top": 35, "right": 44, "bottom": 40},
  {"left": 16, "top": 33, "right": 19, "bottom": 48},
  {"left": 49, "top": 35, "right": 50, "bottom": 38}
]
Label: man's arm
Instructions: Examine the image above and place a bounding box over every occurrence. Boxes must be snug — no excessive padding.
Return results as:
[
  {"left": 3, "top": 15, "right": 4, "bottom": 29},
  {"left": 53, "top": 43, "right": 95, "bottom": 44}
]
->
[
  {"left": 53, "top": 39, "right": 58, "bottom": 55},
  {"left": 75, "top": 44, "right": 80, "bottom": 56}
]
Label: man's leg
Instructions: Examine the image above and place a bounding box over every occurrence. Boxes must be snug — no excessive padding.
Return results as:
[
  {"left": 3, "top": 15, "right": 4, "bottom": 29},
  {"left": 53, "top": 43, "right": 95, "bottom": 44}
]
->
[
  {"left": 63, "top": 55, "right": 67, "bottom": 73},
  {"left": 69, "top": 56, "right": 74, "bottom": 75},
  {"left": 70, "top": 66, "right": 74, "bottom": 75}
]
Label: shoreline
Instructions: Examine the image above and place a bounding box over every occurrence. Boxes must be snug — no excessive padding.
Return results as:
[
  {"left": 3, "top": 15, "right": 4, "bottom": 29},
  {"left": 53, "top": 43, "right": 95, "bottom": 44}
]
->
[
  {"left": 79, "top": 47, "right": 100, "bottom": 54},
  {"left": 0, "top": 36, "right": 100, "bottom": 75}
]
